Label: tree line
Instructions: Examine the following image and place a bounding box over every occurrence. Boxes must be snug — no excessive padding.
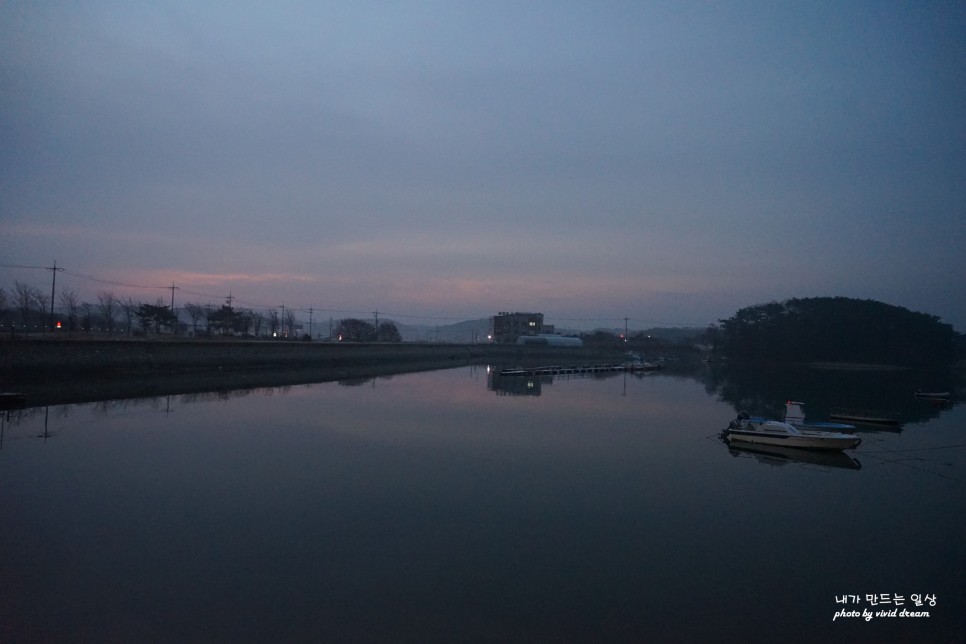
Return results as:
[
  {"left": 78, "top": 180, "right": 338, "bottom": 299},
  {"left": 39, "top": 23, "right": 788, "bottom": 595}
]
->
[
  {"left": 708, "top": 297, "right": 960, "bottom": 366},
  {"left": 0, "top": 282, "right": 401, "bottom": 341}
]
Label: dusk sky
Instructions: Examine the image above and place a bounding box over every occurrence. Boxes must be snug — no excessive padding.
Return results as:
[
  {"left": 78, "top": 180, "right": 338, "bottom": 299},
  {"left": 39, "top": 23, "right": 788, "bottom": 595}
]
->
[{"left": 3, "top": 1, "right": 965, "bottom": 331}]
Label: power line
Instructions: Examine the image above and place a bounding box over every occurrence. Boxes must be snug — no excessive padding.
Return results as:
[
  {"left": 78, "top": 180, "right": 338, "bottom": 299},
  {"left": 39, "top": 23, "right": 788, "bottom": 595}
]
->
[
  {"left": 2, "top": 264, "right": 709, "bottom": 327},
  {"left": 60, "top": 269, "right": 171, "bottom": 290},
  {"left": 0, "top": 263, "right": 48, "bottom": 270}
]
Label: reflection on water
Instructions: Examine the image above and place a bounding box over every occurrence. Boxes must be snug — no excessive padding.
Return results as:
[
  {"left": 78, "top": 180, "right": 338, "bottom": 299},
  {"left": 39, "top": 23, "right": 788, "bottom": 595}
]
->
[
  {"left": 699, "top": 359, "right": 960, "bottom": 427},
  {"left": 1, "top": 366, "right": 963, "bottom": 642},
  {"left": 488, "top": 367, "right": 660, "bottom": 397},
  {"left": 723, "top": 438, "right": 863, "bottom": 470}
]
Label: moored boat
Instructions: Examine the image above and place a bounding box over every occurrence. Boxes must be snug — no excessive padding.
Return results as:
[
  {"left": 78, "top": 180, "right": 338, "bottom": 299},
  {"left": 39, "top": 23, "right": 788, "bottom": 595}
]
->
[
  {"left": 623, "top": 361, "right": 662, "bottom": 372},
  {"left": 623, "top": 353, "right": 662, "bottom": 372},
  {"left": 725, "top": 411, "right": 861, "bottom": 450},
  {"left": 914, "top": 390, "right": 950, "bottom": 400},
  {"left": 828, "top": 407, "right": 901, "bottom": 426}
]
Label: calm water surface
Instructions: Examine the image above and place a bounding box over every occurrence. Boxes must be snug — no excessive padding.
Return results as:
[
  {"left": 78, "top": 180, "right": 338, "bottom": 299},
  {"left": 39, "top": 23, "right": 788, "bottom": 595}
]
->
[{"left": 2, "top": 366, "right": 963, "bottom": 642}]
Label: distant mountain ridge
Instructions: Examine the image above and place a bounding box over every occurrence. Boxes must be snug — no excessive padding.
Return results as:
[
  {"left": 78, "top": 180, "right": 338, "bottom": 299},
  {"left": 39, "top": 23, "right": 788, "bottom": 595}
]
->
[
  {"left": 393, "top": 318, "right": 491, "bottom": 343},
  {"left": 391, "top": 319, "right": 706, "bottom": 343}
]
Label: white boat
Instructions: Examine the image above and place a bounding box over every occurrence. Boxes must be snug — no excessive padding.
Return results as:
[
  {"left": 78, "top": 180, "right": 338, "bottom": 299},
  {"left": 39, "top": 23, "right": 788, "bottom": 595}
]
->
[
  {"left": 783, "top": 401, "right": 856, "bottom": 432},
  {"left": 726, "top": 411, "right": 862, "bottom": 450},
  {"left": 623, "top": 361, "right": 661, "bottom": 372},
  {"left": 623, "top": 353, "right": 662, "bottom": 372}
]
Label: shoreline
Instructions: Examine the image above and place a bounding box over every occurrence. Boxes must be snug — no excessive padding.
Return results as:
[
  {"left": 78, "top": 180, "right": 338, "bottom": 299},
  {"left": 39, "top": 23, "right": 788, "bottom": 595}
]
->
[{"left": 0, "top": 338, "right": 626, "bottom": 408}]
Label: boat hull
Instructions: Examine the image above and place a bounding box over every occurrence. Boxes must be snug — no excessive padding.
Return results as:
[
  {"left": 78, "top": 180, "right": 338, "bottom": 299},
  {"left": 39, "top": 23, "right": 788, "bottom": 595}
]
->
[
  {"left": 789, "top": 421, "right": 856, "bottom": 432},
  {"left": 727, "top": 429, "right": 860, "bottom": 450}
]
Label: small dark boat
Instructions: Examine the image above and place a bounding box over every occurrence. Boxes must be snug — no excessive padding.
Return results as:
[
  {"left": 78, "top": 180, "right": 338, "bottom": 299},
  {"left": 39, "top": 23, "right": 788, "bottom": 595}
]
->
[
  {"left": 829, "top": 407, "right": 901, "bottom": 426},
  {"left": 914, "top": 390, "right": 950, "bottom": 400}
]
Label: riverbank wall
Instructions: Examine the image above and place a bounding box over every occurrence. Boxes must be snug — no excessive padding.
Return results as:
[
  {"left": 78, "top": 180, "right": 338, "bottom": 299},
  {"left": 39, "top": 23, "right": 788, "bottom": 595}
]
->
[
  {"left": 0, "top": 339, "right": 627, "bottom": 407},
  {"left": 1, "top": 338, "right": 620, "bottom": 378}
]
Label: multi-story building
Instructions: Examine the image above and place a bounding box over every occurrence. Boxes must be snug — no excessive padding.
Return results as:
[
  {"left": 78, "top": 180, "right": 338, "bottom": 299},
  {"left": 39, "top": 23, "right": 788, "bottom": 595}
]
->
[{"left": 490, "top": 312, "right": 544, "bottom": 344}]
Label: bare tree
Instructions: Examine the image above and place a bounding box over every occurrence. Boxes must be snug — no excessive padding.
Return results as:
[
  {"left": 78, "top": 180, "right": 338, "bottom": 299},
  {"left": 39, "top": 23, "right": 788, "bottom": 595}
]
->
[
  {"left": 97, "top": 290, "right": 119, "bottom": 335},
  {"left": 268, "top": 309, "right": 279, "bottom": 336},
  {"left": 202, "top": 304, "right": 213, "bottom": 334},
  {"left": 120, "top": 297, "right": 139, "bottom": 335},
  {"left": 59, "top": 289, "right": 80, "bottom": 333},
  {"left": 35, "top": 292, "right": 50, "bottom": 334},
  {"left": 81, "top": 302, "right": 92, "bottom": 333},
  {"left": 250, "top": 310, "right": 265, "bottom": 337},
  {"left": 284, "top": 309, "right": 297, "bottom": 338},
  {"left": 183, "top": 302, "right": 205, "bottom": 335},
  {"left": 14, "top": 281, "right": 40, "bottom": 334}
]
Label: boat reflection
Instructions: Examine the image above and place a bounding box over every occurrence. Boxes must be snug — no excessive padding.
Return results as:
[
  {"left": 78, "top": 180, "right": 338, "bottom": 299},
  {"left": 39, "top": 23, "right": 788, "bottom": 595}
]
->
[{"left": 724, "top": 438, "right": 862, "bottom": 470}]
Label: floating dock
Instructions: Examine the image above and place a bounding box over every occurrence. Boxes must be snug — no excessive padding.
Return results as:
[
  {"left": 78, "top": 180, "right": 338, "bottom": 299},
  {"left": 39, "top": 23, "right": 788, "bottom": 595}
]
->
[{"left": 499, "top": 363, "right": 660, "bottom": 377}]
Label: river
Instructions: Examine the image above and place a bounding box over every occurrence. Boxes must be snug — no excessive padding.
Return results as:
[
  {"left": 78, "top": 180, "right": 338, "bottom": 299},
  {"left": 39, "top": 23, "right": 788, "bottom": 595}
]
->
[{"left": 1, "top": 365, "right": 963, "bottom": 642}]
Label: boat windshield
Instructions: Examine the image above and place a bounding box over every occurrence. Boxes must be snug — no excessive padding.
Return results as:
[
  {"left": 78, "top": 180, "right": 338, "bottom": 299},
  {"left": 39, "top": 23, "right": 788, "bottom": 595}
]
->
[{"left": 767, "top": 421, "right": 801, "bottom": 435}]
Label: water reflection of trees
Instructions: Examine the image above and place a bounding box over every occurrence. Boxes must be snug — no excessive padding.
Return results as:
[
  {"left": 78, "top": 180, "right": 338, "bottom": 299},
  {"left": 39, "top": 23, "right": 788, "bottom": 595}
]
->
[
  {"left": 695, "top": 360, "right": 958, "bottom": 425},
  {"left": 1, "top": 406, "right": 54, "bottom": 443},
  {"left": 1, "top": 384, "right": 302, "bottom": 429}
]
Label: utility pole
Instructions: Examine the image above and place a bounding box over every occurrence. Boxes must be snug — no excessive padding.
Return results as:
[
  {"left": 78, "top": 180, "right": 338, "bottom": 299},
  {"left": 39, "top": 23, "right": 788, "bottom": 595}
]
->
[
  {"left": 624, "top": 317, "right": 629, "bottom": 343},
  {"left": 226, "top": 292, "right": 233, "bottom": 308},
  {"left": 46, "top": 260, "right": 64, "bottom": 331},
  {"left": 309, "top": 307, "right": 313, "bottom": 339},
  {"left": 169, "top": 283, "right": 179, "bottom": 334},
  {"left": 280, "top": 304, "right": 285, "bottom": 337}
]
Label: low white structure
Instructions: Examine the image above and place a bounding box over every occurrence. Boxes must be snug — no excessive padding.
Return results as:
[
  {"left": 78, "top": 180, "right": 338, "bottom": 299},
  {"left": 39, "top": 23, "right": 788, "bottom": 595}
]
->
[{"left": 516, "top": 334, "right": 583, "bottom": 347}]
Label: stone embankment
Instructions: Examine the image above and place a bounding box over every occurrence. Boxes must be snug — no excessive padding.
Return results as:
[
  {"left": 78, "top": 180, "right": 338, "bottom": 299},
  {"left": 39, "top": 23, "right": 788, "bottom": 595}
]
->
[
  {"left": 0, "top": 339, "right": 623, "bottom": 407},
  {"left": 1, "top": 338, "right": 612, "bottom": 378}
]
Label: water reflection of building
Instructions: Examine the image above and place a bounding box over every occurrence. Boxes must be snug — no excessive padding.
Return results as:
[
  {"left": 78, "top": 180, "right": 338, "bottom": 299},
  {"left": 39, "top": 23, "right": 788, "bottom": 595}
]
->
[
  {"left": 488, "top": 371, "right": 546, "bottom": 396},
  {"left": 487, "top": 369, "right": 628, "bottom": 396}
]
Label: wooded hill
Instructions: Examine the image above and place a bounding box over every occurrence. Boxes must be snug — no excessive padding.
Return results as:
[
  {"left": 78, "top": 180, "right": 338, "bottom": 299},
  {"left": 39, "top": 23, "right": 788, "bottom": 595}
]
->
[{"left": 711, "top": 297, "right": 959, "bottom": 366}]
